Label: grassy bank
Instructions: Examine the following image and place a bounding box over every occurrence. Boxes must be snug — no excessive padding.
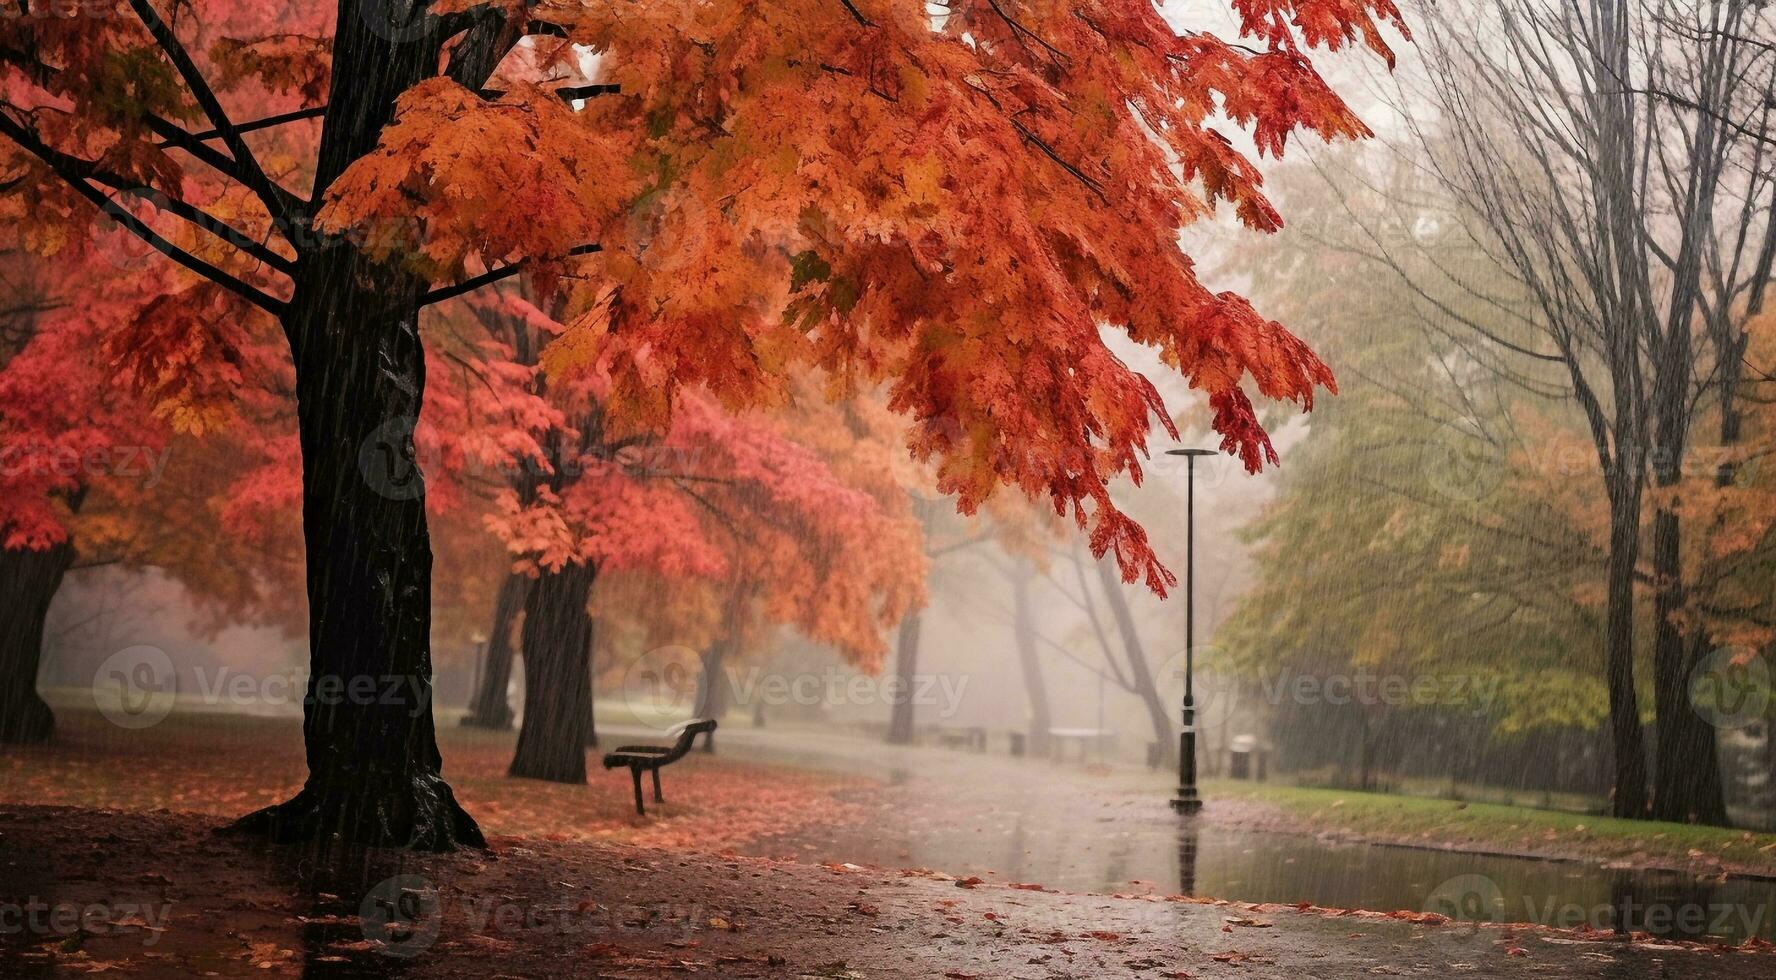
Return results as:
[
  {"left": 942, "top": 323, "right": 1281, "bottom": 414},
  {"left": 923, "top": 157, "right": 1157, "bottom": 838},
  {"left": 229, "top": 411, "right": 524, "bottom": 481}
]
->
[{"left": 1204, "top": 779, "right": 1776, "bottom": 877}]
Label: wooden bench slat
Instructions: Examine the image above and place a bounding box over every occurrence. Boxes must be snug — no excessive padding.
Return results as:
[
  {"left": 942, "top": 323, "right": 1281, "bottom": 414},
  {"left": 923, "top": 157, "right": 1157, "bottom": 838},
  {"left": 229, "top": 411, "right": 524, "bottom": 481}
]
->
[{"left": 600, "top": 719, "right": 717, "bottom": 816}]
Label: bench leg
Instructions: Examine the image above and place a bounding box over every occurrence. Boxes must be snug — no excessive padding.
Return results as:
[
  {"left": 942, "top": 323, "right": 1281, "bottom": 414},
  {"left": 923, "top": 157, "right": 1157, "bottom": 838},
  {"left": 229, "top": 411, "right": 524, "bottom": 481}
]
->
[
  {"left": 631, "top": 767, "right": 646, "bottom": 816},
  {"left": 651, "top": 767, "right": 663, "bottom": 804}
]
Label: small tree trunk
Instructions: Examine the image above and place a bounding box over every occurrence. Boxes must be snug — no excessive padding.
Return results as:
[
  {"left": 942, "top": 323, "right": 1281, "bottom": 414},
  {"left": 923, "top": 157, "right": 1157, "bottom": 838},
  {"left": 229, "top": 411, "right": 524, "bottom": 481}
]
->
[
  {"left": 1357, "top": 712, "right": 1376, "bottom": 792},
  {"left": 886, "top": 612, "right": 921, "bottom": 744},
  {"left": 509, "top": 562, "right": 597, "bottom": 783},
  {"left": 693, "top": 643, "right": 731, "bottom": 752},
  {"left": 1010, "top": 560, "right": 1053, "bottom": 757},
  {"left": 582, "top": 651, "right": 598, "bottom": 749},
  {"left": 461, "top": 573, "right": 526, "bottom": 730},
  {"left": 1652, "top": 627, "right": 1729, "bottom": 825},
  {"left": 1093, "top": 557, "right": 1176, "bottom": 762},
  {"left": 0, "top": 540, "right": 73, "bottom": 744}
]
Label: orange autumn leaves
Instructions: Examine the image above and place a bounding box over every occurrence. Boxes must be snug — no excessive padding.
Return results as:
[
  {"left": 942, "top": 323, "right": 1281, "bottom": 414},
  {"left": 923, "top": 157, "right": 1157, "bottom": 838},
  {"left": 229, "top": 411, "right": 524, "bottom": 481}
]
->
[
  {"left": 311, "top": 0, "right": 1408, "bottom": 594},
  {"left": 315, "top": 79, "right": 636, "bottom": 284}
]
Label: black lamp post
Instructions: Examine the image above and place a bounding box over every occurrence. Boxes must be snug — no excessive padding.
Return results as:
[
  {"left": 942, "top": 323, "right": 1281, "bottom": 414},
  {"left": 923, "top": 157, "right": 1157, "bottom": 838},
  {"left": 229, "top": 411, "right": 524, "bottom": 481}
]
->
[{"left": 1166, "top": 448, "right": 1216, "bottom": 815}]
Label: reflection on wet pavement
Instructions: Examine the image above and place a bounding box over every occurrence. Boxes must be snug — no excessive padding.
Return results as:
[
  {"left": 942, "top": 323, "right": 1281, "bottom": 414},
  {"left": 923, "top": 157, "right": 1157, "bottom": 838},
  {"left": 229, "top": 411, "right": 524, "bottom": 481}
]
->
[{"left": 674, "top": 724, "right": 1776, "bottom": 944}]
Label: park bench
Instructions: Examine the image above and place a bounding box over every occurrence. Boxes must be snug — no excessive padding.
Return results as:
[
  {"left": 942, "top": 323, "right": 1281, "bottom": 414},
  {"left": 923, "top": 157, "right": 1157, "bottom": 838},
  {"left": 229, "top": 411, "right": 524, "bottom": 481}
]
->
[
  {"left": 931, "top": 725, "right": 988, "bottom": 752},
  {"left": 1047, "top": 727, "right": 1116, "bottom": 762},
  {"left": 601, "top": 719, "right": 717, "bottom": 816}
]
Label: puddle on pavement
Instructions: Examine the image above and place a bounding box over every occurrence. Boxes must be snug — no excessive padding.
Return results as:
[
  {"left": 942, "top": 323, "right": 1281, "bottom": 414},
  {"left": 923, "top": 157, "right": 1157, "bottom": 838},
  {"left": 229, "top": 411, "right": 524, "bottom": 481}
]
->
[
  {"left": 741, "top": 802, "right": 1776, "bottom": 944},
  {"left": 654, "top": 728, "right": 1776, "bottom": 946}
]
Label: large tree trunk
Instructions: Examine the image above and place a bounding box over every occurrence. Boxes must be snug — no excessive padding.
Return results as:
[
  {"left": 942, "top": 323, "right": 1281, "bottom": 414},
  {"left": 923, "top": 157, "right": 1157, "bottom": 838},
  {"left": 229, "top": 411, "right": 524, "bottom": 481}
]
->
[
  {"left": 462, "top": 573, "right": 526, "bottom": 729},
  {"left": 1648, "top": 344, "right": 1727, "bottom": 825},
  {"left": 1650, "top": 509, "right": 1728, "bottom": 825},
  {"left": 1651, "top": 628, "right": 1730, "bottom": 826},
  {"left": 885, "top": 612, "right": 921, "bottom": 745},
  {"left": 0, "top": 540, "right": 73, "bottom": 744},
  {"left": 230, "top": 245, "right": 480, "bottom": 849},
  {"left": 226, "top": 3, "right": 481, "bottom": 851},
  {"left": 1093, "top": 557, "right": 1175, "bottom": 763},
  {"left": 508, "top": 562, "right": 597, "bottom": 783},
  {"left": 1604, "top": 484, "right": 1651, "bottom": 819},
  {"left": 1010, "top": 560, "right": 1053, "bottom": 757}
]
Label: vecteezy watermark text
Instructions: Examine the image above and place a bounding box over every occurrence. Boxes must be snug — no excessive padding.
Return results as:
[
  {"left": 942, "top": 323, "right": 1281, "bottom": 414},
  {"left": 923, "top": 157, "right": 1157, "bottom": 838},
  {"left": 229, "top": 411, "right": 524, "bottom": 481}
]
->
[
  {"left": 0, "top": 898, "right": 173, "bottom": 947},
  {"left": 0, "top": 444, "right": 172, "bottom": 489},
  {"left": 359, "top": 875, "right": 704, "bottom": 958},
  {"left": 1425, "top": 874, "right": 1772, "bottom": 940},
  {"left": 620, "top": 645, "right": 969, "bottom": 729},
  {"left": 1254, "top": 668, "right": 1500, "bottom": 716},
  {"left": 91, "top": 648, "right": 436, "bottom": 731}
]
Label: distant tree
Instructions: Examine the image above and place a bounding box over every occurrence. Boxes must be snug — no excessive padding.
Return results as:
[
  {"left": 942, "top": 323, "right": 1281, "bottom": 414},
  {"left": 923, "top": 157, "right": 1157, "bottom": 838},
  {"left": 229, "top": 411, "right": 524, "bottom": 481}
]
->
[{"left": 1405, "top": 0, "right": 1776, "bottom": 823}]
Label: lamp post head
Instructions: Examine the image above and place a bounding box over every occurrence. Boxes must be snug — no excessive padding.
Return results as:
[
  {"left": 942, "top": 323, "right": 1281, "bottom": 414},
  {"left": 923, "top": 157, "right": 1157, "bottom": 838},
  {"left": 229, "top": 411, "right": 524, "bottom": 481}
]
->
[{"left": 1165, "top": 448, "right": 1218, "bottom": 458}]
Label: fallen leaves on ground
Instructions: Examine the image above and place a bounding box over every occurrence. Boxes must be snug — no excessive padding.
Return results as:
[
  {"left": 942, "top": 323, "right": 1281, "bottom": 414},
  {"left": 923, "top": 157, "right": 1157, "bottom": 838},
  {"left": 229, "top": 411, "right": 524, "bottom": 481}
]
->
[{"left": 0, "top": 709, "right": 865, "bottom": 852}]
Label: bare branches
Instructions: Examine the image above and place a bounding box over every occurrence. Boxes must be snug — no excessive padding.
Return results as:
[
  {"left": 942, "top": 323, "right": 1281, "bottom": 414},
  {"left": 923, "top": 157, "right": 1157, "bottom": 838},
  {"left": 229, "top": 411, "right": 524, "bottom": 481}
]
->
[
  {"left": 0, "top": 111, "right": 286, "bottom": 315},
  {"left": 421, "top": 244, "right": 603, "bottom": 307},
  {"left": 125, "top": 0, "right": 298, "bottom": 228},
  {"left": 835, "top": 0, "right": 876, "bottom": 29},
  {"left": 166, "top": 106, "right": 328, "bottom": 147}
]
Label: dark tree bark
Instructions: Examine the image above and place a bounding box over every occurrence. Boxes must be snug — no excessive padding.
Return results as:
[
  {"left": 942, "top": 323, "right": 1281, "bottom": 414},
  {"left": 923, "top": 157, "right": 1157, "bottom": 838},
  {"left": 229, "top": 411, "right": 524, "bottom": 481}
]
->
[
  {"left": 1604, "top": 488, "right": 1651, "bottom": 819},
  {"left": 508, "top": 562, "right": 597, "bottom": 783},
  {"left": 1644, "top": 85, "right": 1730, "bottom": 826},
  {"left": 692, "top": 642, "right": 732, "bottom": 752},
  {"left": 227, "top": 236, "right": 482, "bottom": 849},
  {"left": 582, "top": 656, "right": 599, "bottom": 750},
  {"left": 0, "top": 540, "right": 73, "bottom": 744},
  {"left": 1009, "top": 560, "right": 1053, "bottom": 757},
  {"left": 462, "top": 573, "right": 527, "bottom": 730},
  {"left": 226, "top": 8, "right": 483, "bottom": 851},
  {"left": 1093, "top": 556, "right": 1175, "bottom": 763},
  {"left": 885, "top": 612, "right": 921, "bottom": 745},
  {"left": 1651, "top": 502, "right": 1728, "bottom": 825}
]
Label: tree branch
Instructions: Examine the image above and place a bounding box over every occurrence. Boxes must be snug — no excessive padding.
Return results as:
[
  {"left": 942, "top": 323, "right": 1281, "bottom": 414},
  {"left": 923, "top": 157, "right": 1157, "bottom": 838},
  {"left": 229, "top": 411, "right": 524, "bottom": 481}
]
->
[
  {"left": 166, "top": 105, "right": 328, "bottom": 146},
  {"left": 0, "top": 112, "right": 286, "bottom": 315},
  {"left": 126, "top": 0, "right": 298, "bottom": 227},
  {"left": 421, "top": 243, "right": 602, "bottom": 306},
  {"left": 1, "top": 110, "right": 293, "bottom": 273}
]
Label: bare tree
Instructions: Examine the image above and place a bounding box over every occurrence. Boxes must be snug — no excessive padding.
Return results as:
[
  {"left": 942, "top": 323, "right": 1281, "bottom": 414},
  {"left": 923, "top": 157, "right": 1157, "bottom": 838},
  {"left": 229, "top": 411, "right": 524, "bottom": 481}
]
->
[{"left": 1406, "top": 0, "right": 1776, "bottom": 822}]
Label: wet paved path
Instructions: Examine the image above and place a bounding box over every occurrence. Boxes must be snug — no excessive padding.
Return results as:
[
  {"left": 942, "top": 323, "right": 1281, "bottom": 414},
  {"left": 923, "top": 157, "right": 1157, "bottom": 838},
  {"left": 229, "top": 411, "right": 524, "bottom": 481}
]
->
[
  {"left": 4, "top": 804, "right": 1773, "bottom": 979},
  {"left": 607, "top": 723, "right": 1776, "bottom": 946}
]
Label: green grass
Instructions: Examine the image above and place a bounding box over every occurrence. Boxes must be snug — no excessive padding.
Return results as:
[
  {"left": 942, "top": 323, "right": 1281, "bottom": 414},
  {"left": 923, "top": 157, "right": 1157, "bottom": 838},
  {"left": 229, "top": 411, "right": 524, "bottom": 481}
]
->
[{"left": 1205, "top": 778, "right": 1776, "bottom": 875}]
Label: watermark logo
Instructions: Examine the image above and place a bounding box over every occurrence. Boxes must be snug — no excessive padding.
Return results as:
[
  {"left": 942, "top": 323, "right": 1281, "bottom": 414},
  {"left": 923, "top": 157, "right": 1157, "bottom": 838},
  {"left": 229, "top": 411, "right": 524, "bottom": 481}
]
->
[
  {"left": 1690, "top": 647, "right": 1771, "bottom": 730},
  {"left": 357, "top": 876, "right": 707, "bottom": 957},
  {"left": 1422, "top": 874, "right": 1770, "bottom": 941},
  {"left": 360, "top": 875, "right": 442, "bottom": 958},
  {"left": 1424, "top": 874, "right": 1505, "bottom": 940},
  {"left": 618, "top": 646, "right": 970, "bottom": 730},
  {"left": 1150, "top": 448, "right": 1238, "bottom": 489},
  {"left": 0, "top": 898, "right": 173, "bottom": 946},
  {"left": 621, "top": 645, "right": 705, "bottom": 730},
  {"left": 92, "top": 645, "right": 176, "bottom": 730},
  {"left": 1244, "top": 666, "right": 1500, "bottom": 716},
  {"left": 1154, "top": 644, "right": 1229, "bottom": 717},
  {"left": 96, "top": 185, "right": 174, "bottom": 271},
  {"left": 357, "top": 415, "right": 436, "bottom": 501},
  {"left": 0, "top": 443, "right": 173, "bottom": 489},
  {"left": 1420, "top": 418, "right": 1503, "bottom": 503},
  {"left": 360, "top": 0, "right": 438, "bottom": 43}
]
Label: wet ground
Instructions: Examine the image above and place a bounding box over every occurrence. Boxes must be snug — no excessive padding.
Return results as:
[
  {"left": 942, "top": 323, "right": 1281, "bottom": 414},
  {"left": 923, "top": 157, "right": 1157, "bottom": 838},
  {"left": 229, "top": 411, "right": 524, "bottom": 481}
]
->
[
  {"left": 4, "top": 804, "right": 1773, "bottom": 979},
  {"left": 662, "top": 723, "right": 1776, "bottom": 945}
]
